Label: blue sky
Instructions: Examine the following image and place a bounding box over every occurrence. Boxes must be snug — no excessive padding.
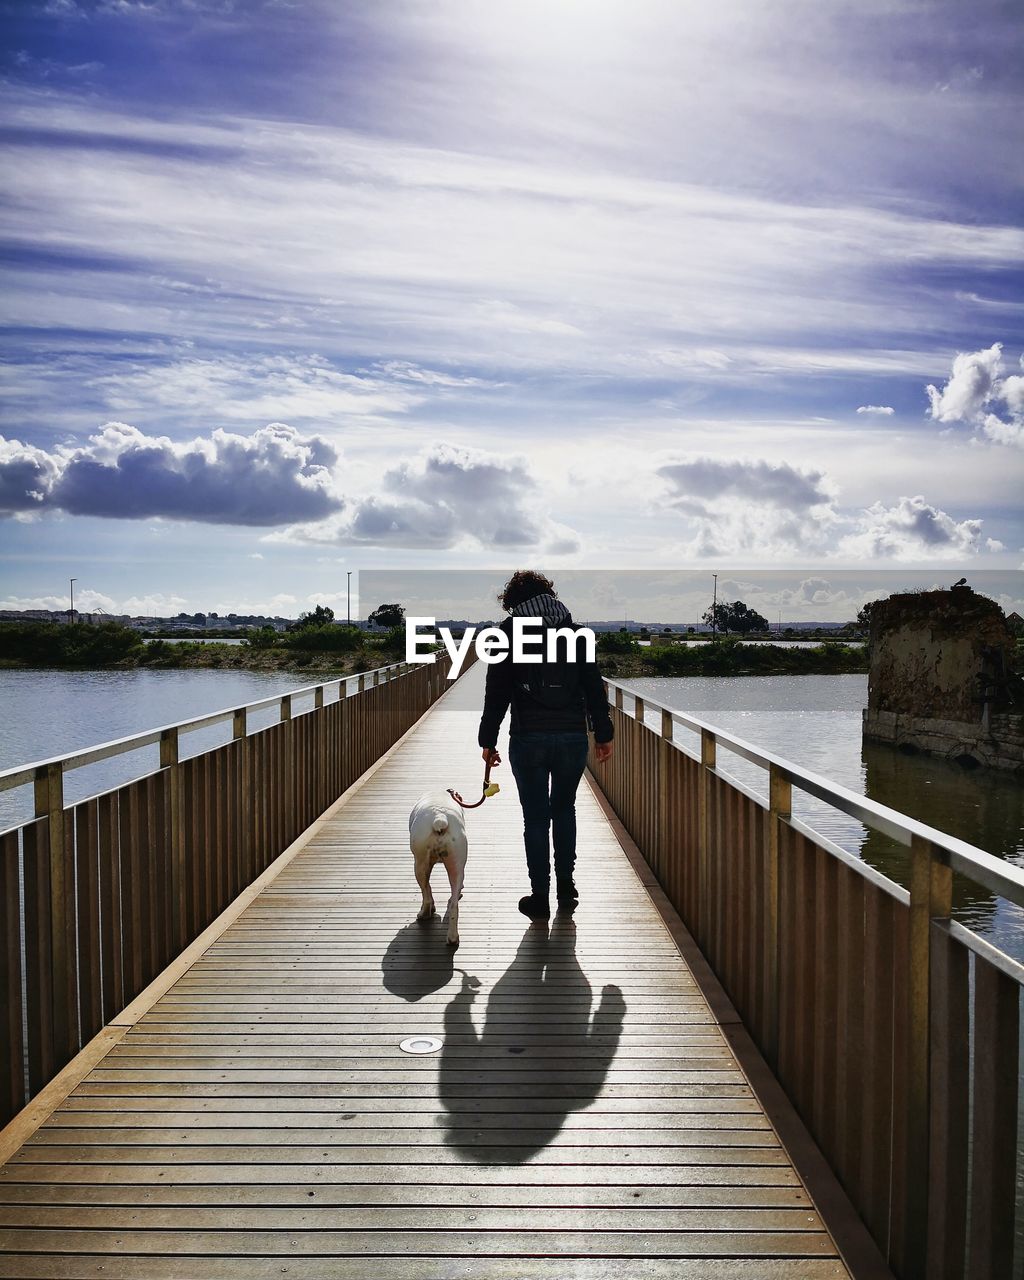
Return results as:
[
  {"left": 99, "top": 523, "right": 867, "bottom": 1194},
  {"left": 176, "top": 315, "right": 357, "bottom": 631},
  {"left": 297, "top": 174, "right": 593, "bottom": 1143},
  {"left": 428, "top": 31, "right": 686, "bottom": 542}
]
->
[{"left": 1, "top": 0, "right": 1022, "bottom": 620}]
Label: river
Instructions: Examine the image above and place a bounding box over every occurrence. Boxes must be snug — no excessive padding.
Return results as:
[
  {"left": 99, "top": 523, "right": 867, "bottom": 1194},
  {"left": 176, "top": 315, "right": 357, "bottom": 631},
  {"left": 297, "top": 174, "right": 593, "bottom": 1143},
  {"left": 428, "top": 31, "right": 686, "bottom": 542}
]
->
[{"left": 1, "top": 667, "right": 1021, "bottom": 959}]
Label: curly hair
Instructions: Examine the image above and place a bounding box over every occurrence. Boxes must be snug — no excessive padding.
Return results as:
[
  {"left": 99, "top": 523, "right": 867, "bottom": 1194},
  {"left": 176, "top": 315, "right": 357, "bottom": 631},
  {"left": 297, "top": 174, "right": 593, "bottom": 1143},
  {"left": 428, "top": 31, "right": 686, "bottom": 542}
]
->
[{"left": 497, "top": 569, "right": 557, "bottom": 612}]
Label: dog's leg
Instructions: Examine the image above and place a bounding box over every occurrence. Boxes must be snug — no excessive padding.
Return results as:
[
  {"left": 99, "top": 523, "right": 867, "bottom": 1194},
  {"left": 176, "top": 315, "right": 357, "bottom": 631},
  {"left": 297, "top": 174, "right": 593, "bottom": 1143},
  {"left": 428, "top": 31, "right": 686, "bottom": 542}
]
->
[
  {"left": 415, "top": 857, "right": 435, "bottom": 922},
  {"left": 443, "top": 857, "right": 464, "bottom": 947}
]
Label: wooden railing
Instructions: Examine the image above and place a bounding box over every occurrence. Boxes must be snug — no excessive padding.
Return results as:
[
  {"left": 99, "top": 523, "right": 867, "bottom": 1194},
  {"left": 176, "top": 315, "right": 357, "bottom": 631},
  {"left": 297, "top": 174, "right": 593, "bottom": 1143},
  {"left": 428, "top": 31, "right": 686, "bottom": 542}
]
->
[
  {"left": 589, "top": 679, "right": 1023, "bottom": 1280},
  {"left": 0, "top": 655, "right": 463, "bottom": 1128}
]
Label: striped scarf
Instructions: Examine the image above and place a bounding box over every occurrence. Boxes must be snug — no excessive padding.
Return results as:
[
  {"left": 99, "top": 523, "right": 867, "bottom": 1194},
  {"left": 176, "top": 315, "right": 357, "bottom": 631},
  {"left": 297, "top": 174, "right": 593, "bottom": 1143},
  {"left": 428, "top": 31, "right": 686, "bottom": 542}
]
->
[{"left": 510, "top": 593, "right": 572, "bottom": 624}]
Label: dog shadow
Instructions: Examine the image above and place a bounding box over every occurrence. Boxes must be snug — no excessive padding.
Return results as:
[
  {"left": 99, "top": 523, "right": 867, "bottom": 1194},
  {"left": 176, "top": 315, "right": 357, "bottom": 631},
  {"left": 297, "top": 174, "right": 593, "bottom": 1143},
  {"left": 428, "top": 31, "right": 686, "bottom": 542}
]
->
[
  {"left": 438, "top": 915, "right": 626, "bottom": 1163},
  {"left": 381, "top": 919, "right": 457, "bottom": 1002}
]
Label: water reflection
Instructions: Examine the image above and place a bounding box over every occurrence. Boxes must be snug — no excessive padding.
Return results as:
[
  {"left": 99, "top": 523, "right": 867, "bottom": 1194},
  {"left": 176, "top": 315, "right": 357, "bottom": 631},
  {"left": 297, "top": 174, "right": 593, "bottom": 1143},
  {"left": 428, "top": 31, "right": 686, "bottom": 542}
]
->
[
  {"left": 859, "top": 739, "right": 1024, "bottom": 946},
  {"left": 439, "top": 916, "right": 625, "bottom": 1163}
]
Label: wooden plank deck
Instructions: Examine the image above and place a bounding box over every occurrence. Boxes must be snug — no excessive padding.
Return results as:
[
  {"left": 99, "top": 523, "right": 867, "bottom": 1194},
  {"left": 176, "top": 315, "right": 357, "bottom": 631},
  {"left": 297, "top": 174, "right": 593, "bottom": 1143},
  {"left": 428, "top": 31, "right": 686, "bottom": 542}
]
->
[{"left": 0, "top": 665, "right": 852, "bottom": 1279}]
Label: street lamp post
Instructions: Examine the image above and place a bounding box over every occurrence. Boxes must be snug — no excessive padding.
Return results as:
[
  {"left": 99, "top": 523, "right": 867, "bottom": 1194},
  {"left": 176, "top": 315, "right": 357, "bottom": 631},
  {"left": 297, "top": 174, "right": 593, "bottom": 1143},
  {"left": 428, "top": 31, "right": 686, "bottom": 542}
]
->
[
  {"left": 347, "top": 571, "right": 352, "bottom": 626},
  {"left": 69, "top": 578, "right": 77, "bottom": 625}
]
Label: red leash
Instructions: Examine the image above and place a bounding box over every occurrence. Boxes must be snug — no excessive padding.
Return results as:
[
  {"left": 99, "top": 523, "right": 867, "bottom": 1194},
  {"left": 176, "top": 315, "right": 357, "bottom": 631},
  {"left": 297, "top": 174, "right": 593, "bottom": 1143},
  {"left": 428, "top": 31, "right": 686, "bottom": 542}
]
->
[{"left": 448, "top": 752, "right": 501, "bottom": 810}]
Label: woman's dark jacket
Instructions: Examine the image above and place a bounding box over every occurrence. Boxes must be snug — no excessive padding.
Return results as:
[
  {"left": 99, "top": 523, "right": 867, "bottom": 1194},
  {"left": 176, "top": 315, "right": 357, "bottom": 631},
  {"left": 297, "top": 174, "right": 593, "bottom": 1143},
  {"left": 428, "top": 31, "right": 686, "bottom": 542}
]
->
[{"left": 477, "top": 607, "right": 615, "bottom": 749}]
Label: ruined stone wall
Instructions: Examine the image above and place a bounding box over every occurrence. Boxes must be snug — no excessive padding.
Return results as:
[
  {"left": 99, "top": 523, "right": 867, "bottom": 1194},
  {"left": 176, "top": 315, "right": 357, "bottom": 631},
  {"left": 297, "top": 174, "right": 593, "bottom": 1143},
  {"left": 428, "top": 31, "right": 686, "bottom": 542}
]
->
[{"left": 863, "top": 587, "right": 1023, "bottom": 771}]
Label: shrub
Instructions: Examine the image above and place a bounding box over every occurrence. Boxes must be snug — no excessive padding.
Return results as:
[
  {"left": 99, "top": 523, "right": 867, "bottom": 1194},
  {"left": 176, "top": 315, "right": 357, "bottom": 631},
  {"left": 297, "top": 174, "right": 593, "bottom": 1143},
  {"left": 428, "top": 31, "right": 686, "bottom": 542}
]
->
[{"left": 0, "top": 621, "right": 144, "bottom": 666}]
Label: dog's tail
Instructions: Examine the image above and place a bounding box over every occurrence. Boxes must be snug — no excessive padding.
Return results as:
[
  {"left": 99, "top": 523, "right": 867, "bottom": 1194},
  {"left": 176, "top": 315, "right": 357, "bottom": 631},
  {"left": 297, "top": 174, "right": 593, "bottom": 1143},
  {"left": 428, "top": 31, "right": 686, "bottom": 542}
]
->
[{"left": 432, "top": 814, "right": 449, "bottom": 835}]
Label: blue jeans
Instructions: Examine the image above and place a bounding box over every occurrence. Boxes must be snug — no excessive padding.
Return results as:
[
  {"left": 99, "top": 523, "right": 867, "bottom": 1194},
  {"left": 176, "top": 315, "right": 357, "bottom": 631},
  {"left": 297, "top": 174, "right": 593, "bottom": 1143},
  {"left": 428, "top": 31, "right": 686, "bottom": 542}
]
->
[{"left": 508, "top": 732, "right": 589, "bottom": 896}]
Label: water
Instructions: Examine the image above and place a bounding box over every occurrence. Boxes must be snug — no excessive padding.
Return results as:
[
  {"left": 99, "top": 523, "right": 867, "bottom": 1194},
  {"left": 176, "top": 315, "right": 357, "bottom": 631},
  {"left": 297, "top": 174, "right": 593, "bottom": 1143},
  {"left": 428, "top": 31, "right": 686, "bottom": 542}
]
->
[
  {"left": 626, "top": 675, "right": 1024, "bottom": 962},
  {"left": 638, "top": 639, "right": 865, "bottom": 648},
  {"left": 141, "top": 636, "right": 246, "bottom": 645},
  {"left": 0, "top": 667, "right": 356, "bottom": 832}
]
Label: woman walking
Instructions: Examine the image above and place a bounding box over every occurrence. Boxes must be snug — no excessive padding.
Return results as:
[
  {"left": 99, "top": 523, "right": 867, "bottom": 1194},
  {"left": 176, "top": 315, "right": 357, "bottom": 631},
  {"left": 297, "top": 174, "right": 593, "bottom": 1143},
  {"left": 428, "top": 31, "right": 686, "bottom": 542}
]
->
[{"left": 477, "top": 570, "right": 614, "bottom": 918}]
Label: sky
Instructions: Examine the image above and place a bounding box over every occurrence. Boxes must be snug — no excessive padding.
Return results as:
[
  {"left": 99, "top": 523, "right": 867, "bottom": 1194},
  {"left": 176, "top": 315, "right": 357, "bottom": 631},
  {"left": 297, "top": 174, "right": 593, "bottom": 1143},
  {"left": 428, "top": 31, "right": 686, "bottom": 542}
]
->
[{"left": 1, "top": 0, "right": 1022, "bottom": 622}]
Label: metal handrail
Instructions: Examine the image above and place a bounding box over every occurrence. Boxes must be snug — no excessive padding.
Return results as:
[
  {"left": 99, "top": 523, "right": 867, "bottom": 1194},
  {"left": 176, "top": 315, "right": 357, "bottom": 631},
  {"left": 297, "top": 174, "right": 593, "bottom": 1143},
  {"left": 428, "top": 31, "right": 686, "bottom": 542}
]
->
[
  {"left": 607, "top": 676, "right": 1024, "bottom": 911},
  {"left": 0, "top": 656, "right": 413, "bottom": 794}
]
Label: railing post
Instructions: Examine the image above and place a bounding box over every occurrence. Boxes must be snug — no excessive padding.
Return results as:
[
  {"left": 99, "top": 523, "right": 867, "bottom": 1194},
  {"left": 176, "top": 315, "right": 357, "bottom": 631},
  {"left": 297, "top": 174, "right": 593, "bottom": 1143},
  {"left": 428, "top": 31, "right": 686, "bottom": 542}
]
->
[
  {"left": 159, "top": 727, "right": 185, "bottom": 953},
  {"left": 697, "top": 728, "right": 716, "bottom": 950},
  {"left": 764, "top": 762, "right": 791, "bottom": 1069},
  {"left": 233, "top": 709, "right": 251, "bottom": 887},
  {"left": 615, "top": 687, "right": 623, "bottom": 711},
  {"left": 280, "top": 694, "right": 292, "bottom": 721},
  {"left": 358, "top": 673, "right": 366, "bottom": 693},
  {"left": 905, "top": 834, "right": 952, "bottom": 1277},
  {"left": 33, "top": 761, "right": 72, "bottom": 1062},
  {"left": 314, "top": 686, "right": 324, "bottom": 711},
  {"left": 658, "top": 709, "right": 673, "bottom": 877}
]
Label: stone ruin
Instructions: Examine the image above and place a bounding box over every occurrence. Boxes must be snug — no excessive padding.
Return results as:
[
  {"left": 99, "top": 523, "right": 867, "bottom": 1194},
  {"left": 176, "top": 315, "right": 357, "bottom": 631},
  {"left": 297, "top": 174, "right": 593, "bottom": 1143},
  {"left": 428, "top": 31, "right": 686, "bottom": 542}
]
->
[{"left": 862, "top": 585, "right": 1024, "bottom": 772}]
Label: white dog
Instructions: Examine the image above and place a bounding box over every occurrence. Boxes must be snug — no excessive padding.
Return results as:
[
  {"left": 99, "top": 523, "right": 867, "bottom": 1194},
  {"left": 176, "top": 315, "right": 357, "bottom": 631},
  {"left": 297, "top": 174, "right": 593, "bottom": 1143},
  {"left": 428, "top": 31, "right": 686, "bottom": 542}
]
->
[{"left": 408, "top": 792, "right": 468, "bottom": 947}]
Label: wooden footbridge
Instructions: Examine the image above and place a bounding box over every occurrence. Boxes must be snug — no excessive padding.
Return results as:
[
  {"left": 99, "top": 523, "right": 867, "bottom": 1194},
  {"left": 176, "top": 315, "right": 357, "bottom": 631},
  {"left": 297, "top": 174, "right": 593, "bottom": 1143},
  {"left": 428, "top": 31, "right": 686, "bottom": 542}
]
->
[{"left": 0, "top": 657, "right": 1020, "bottom": 1279}]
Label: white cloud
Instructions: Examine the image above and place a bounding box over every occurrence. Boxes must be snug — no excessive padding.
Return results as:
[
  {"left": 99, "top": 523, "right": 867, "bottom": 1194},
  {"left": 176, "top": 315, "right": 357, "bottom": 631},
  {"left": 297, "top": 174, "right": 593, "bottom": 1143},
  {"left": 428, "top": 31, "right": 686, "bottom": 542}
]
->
[
  {"left": 0, "top": 422, "right": 344, "bottom": 525},
  {"left": 652, "top": 455, "right": 999, "bottom": 563},
  {"left": 926, "top": 344, "right": 1024, "bottom": 447},
  {"left": 372, "top": 361, "right": 494, "bottom": 389},
  {"left": 0, "top": 588, "right": 188, "bottom": 615},
  {"left": 0, "top": 437, "right": 61, "bottom": 514},
  {"left": 273, "top": 441, "right": 580, "bottom": 553},
  {"left": 839, "top": 495, "right": 984, "bottom": 559},
  {"left": 119, "top": 593, "right": 189, "bottom": 615},
  {"left": 927, "top": 343, "right": 1003, "bottom": 422},
  {"left": 656, "top": 456, "right": 839, "bottom": 557},
  {"left": 0, "top": 590, "right": 116, "bottom": 612},
  {"left": 94, "top": 354, "right": 420, "bottom": 424},
  {"left": 856, "top": 405, "right": 894, "bottom": 415}
]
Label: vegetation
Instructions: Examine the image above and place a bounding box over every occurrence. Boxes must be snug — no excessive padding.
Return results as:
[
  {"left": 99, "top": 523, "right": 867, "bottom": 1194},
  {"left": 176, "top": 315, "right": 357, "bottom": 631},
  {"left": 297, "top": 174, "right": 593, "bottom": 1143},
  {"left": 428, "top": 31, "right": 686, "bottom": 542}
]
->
[
  {"left": 367, "top": 603, "right": 405, "bottom": 629},
  {"left": 596, "top": 629, "right": 641, "bottom": 655},
  {"left": 701, "top": 600, "right": 771, "bottom": 634},
  {"left": 0, "top": 621, "right": 144, "bottom": 667},
  {"left": 599, "top": 635, "right": 869, "bottom": 678}
]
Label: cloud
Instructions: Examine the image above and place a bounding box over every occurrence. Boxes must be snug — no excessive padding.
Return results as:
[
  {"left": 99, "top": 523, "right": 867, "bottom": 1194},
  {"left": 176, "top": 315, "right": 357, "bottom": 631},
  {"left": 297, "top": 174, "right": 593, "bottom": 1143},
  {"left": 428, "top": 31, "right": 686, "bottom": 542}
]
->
[
  {"left": 656, "top": 456, "right": 839, "bottom": 558},
  {"left": 856, "top": 405, "right": 894, "bottom": 415},
  {"left": 94, "top": 354, "right": 420, "bottom": 424},
  {"left": 926, "top": 344, "right": 1024, "bottom": 447},
  {"left": 0, "top": 422, "right": 344, "bottom": 525},
  {"left": 372, "top": 361, "right": 493, "bottom": 389},
  {"left": 118, "top": 592, "right": 189, "bottom": 614},
  {"left": 0, "top": 437, "right": 61, "bottom": 514},
  {"left": 657, "top": 457, "right": 835, "bottom": 512},
  {"left": 654, "top": 455, "right": 997, "bottom": 562},
  {"left": 274, "top": 441, "right": 580, "bottom": 553},
  {"left": 0, "top": 590, "right": 116, "bottom": 612},
  {"left": 926, "top": 343, "right": 1003, "bottom": 422},
  {"left": 839, "top": 495, "right": 984, "bottom": 559}
]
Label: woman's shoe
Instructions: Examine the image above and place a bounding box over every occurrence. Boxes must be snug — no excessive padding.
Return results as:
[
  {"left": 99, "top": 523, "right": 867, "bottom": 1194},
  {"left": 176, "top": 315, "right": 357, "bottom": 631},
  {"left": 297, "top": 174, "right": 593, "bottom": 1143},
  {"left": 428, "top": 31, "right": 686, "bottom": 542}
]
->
[
  {"left": 556, "top": 877, "right": 579, "bottom": 910},
  {"left": 518, "top": 893, "right": 551, "bottom": 920}
]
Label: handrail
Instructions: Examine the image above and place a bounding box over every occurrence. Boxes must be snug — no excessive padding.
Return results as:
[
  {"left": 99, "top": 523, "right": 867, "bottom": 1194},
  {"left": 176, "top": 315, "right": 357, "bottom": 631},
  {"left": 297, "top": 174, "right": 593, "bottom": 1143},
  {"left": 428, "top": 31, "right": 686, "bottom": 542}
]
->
[
  {"left": 606, "top": 676, "right": 1024, "bottom": 910},
  {"left": 0, "top": 656, "right": 413, "bottom": 794},
  {"left": 0, "top": 651, "right": 463, "bottom": 1131},
  {"left": 593, "top": 673, "right": 1022, "bottom": 1278}
]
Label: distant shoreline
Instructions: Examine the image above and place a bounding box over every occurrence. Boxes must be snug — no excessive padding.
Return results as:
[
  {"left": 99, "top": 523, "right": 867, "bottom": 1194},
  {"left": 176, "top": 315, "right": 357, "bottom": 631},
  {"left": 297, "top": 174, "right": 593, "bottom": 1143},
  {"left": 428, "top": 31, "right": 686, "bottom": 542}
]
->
[
  {"left": 598, "top": 642, "right": 869, "bottom": 678},
  {"left": 0, "top": 640, "right": 869, "bottom": 678}
]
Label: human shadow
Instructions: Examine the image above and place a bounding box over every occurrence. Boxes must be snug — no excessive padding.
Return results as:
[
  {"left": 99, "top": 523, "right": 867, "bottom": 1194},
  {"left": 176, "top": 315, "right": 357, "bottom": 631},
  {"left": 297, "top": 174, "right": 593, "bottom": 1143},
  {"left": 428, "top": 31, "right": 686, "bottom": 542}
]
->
[
  {"left": 381, "top": 919, "right": 456, "bottom": 1002},
  {"left": 438, "top": 915, "right": 626, "bottom": 1163}
]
